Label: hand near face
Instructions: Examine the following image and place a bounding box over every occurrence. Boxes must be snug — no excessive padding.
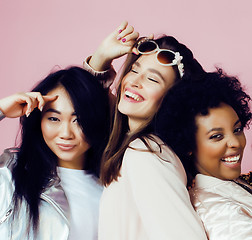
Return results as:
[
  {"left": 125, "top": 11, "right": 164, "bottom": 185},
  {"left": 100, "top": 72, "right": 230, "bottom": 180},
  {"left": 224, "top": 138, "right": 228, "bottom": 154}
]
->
[
  {"left": 0, "top": 92, "right": 57, "bottom": 118},
  {"left": 89, "top": 20, "right": 139, "bottom": 71}
]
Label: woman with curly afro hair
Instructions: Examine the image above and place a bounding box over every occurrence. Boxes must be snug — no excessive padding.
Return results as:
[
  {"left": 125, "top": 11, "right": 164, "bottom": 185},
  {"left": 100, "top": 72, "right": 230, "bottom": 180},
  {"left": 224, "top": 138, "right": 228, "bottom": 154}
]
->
[{"left": 155, "top": 69, "right": 252, "bottom": 239}]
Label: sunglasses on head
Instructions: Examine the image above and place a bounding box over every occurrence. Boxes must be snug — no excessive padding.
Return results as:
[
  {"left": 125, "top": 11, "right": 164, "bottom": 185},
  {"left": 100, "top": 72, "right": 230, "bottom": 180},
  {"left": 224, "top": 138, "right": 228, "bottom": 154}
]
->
[{"left": 136, "top": 38, "right": 184, "bottom": 78}]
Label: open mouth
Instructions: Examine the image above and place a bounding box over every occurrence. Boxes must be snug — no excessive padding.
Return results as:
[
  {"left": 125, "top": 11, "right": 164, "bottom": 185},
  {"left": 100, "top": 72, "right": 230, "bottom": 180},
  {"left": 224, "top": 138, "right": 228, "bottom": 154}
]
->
[
  {"left": 221, "top": 154, "right": 240, "bottom": 164},
  {"left": 125, "top": 90, "right": 143, "bottom": 102}
]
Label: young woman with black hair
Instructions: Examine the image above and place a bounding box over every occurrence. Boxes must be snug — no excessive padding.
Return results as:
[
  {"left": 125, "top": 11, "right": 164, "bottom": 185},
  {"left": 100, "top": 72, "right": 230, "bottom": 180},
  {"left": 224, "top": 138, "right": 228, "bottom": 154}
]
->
[
  {"left": 155, "top": 70, "right": 252, "bottom": 239},
  {"left": 84, "top": 21, "right": 208, "bottom": 239},
  {"left": 0, "top": 67, "right": 110, "bottom": 239}
]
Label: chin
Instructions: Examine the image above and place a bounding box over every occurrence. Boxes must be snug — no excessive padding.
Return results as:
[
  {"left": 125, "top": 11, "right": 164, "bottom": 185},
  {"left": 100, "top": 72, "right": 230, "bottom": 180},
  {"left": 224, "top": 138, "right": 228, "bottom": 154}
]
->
[{"left": 224, "top": 171, "right": 241, "bottom": 180}]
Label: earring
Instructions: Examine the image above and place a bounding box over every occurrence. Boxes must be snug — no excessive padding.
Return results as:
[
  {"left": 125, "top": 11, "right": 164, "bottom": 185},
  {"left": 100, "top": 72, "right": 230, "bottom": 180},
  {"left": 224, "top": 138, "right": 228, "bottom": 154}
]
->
[{"left": 188, "top": 151, "right": 193, "bottom": 156}]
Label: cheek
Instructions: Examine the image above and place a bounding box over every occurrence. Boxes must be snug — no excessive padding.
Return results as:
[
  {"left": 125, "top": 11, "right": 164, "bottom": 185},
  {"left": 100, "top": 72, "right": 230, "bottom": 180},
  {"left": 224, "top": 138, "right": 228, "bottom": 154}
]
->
[
  {"left": 240, "top": 134, "right": 246, "bottom": 150},
  {"left": 80, "top": 138, "right": 91, "bottom": 151},
  {"left": 196, "top": 142, "right": 226, "bottom": 169},
  {"left": 77, "top": 127, "right": 91, "bottom": 148},
  {"left": 148, "top": 88, "right": 166, "bottom": 106},
  {"left": 41, "top": 120, "right": 56, "bottom": 140}
]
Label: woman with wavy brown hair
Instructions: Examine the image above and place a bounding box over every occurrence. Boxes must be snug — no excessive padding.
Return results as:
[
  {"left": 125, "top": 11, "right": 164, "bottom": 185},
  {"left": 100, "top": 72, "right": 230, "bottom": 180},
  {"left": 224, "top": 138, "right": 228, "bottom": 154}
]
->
[{"left": 84, "top": 21, "right": 207, "bottom": 240}]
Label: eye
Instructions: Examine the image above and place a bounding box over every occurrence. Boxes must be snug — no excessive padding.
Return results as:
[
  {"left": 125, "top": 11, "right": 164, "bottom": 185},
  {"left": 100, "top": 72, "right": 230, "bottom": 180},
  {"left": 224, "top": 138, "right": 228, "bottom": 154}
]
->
[
  {"left": 73, "top": 117, "right": 80, "bottom": 123},
  {"left": 131, "top": 69, "right": 138, "bottom": 74},
  {"left": 147, "top": 77, "right": 159, "bottom": 83},
  {"left": 234, "top": 126, "right": 244, "bottom": 134},
  {"left": 209, "top": 133, "right": 223, "bottom": 141},
  {"left": 48, "top": 117, "right": 59, "bottom": 122}
]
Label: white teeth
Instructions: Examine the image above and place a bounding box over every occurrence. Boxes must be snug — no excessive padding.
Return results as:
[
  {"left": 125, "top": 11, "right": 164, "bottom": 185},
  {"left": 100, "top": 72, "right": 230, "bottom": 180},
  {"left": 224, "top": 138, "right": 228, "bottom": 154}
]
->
[
  {"left": 125, "top": 90, "right": 141, "bottom": 101},
  {"left": 221, "top": 154, "right": 240, "bottom": 163}
]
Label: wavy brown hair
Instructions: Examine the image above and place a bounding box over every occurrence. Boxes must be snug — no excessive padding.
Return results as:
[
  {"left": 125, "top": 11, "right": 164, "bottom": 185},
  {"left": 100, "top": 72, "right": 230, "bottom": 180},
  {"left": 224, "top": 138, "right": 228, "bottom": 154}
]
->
[{"left": 100, "top": 35, "right": 205, "bottom": 186}]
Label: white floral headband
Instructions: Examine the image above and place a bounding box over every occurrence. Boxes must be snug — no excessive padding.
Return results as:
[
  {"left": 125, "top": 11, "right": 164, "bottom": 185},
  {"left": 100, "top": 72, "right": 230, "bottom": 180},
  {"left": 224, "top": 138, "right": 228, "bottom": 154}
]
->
[{"left": 137, "top": 39, "right": 184, "bottom": 78}]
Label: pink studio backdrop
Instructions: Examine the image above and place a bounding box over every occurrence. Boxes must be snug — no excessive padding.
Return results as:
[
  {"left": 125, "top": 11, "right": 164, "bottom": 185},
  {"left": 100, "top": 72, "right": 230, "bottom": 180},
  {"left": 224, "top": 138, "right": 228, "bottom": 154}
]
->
[{"left": 0, "top": 0, "right": 251, "bottom": 172}]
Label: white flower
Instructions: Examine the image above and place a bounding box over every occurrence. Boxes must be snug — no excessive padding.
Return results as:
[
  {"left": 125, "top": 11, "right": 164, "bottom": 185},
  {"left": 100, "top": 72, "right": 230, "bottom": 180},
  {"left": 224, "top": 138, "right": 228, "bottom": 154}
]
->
[{"left": 173, "top": 52, "right": 184, "bottom": 78}]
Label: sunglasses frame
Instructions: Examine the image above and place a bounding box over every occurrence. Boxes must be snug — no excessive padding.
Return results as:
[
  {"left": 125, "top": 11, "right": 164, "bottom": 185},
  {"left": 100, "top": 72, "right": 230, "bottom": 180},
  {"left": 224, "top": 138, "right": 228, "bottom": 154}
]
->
[{"left": 136, "top": 39, "right": 184, "bottom": 78}]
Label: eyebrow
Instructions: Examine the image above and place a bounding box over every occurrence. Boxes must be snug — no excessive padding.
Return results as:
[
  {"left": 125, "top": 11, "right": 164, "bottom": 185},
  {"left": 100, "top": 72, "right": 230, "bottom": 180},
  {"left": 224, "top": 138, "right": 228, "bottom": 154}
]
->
[
  {"left": 206, "top": 119, "right": 241, "bottom": 134},
  {"left": 133, "top": 62, "right": 165, "bottom": 82},
  {"left": 45, "top": 108, "right": 77, "bottom": 116}
]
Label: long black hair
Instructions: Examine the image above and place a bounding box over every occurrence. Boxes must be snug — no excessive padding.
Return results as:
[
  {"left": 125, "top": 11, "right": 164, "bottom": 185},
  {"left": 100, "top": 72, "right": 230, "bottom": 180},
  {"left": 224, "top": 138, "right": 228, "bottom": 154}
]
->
[
  {"left": 155, "top": 69, "right": 252, "bottom": 186},
  {"left": 12, "top": 66, "right": 110, "bottom": 230}
]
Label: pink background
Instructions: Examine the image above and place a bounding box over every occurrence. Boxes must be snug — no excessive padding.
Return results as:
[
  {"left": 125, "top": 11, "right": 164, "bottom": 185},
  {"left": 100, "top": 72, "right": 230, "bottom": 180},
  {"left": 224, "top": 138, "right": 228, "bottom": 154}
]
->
[{"left": 0, "top": 0, "right": 251, "bottom": 172}]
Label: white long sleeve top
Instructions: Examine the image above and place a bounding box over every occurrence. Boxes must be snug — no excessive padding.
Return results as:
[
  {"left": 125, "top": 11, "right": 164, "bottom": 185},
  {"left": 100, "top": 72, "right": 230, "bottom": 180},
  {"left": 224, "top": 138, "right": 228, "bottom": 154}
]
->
[
  {"left": 98, "top": 136, "right": 207, "bottom": 240},
  {"left": 190, "top": 174, "right": 252, "bottom": 240}
]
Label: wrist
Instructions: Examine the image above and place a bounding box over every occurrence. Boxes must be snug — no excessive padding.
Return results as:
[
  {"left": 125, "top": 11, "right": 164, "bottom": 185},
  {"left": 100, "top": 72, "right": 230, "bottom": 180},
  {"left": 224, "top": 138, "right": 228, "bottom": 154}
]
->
[{"left": 90, "top": 49, "right": 113, "bottom": 71}]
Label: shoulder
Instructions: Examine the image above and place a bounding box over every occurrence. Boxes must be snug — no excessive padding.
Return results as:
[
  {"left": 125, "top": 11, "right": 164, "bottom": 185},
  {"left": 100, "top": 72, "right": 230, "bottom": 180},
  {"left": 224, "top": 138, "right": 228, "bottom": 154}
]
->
[
  {"left": 0, "top": 150, "right": 15, "bottom": 218},
  {"left": 190, "top": 175, "right": 245, "bottom": 211},
  {"left": 88, "top": 174, "right": 104, "bottom": 193},
  {"left": 128, "top": 135, "right": 182, "bottom": 165},
  {"left": 190, "top": 176, "right": 252, "bottom": 238},
  {"left": 0, "top": 148, "right": 19, "bottom": 169},
  {"left": 125, "top": 135, "right": 187, "bottom": 182},
  {"left": 128, "top": 135, "right": 174, "bottom": 155}
]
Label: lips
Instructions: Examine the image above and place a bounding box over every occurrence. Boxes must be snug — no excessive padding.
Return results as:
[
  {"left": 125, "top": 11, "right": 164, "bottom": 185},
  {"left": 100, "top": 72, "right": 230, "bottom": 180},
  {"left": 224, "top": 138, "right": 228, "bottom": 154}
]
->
[
  {"left": 57, "top": 143, "right": 76, "bottom": 151},
  {"left": 124, "top": 89, "right": 144, "bottom": 102}
]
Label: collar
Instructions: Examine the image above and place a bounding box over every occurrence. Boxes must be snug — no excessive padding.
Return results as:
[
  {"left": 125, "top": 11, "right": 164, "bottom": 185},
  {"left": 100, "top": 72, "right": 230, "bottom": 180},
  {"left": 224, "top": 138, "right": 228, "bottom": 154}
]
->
[
  {"left": 194, "top": 174, "right": 233, "bottom": 189},
  {"left": 41, "top": 177, "right": 70, "bottom": 226}
]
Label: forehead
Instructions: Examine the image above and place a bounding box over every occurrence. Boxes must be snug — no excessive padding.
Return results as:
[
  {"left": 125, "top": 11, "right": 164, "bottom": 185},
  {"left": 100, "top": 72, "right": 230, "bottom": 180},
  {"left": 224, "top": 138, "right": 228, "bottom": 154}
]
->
[
  {"left": 45, "top": 86, "right": 74, "bottom": 112},
  {"left": 135, "top": 54, "right": 176, "bottom": 82},
  {"left": 196, "top": 104, "right": 239, "bottom": 129}
]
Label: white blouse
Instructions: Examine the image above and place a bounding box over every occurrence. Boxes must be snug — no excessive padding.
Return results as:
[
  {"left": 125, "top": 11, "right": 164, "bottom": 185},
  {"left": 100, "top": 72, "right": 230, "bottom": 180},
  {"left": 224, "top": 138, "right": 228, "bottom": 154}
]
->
[
  {"left": 190, "top": 174, "right": 252, "bottom": 240},
  {"left": 98, "top": 136, "right": 207, "bottom": 240},
  {"left": 58, "top": 167, "right": 103, "bottom": 240}
]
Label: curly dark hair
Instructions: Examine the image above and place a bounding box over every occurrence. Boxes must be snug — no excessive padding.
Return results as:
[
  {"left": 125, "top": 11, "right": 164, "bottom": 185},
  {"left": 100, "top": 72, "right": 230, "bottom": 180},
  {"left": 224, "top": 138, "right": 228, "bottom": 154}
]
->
[{"left": 154, "top": 69, "right": 252, "bottom": 186}]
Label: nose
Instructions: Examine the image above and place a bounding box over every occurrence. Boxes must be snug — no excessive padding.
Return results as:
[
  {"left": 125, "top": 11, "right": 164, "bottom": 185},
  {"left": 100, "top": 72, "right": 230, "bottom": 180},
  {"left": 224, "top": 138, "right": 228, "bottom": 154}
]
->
[
  {"left": 59, "top": 122, "right": 74, "bottom": 139},
  {"left": 129, "top": 74, "right": 142, "bottom": 88},
  {"left": 227, "top": 134, "right": 242, "bottom": 149}
]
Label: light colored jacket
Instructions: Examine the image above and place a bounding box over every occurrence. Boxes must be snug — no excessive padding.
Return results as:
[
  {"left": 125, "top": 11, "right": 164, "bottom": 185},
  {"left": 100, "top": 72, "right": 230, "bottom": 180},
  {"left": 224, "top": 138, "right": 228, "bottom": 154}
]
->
[
  {"left": 0, "top": 59, "right": 112, "bottom": 240},
  {"left": 190, "top": 174, "right": 252, "bottom": 240},
  {"left": 0, "top": 148, "right": 70, "bottom": 240},
  {"left": 99, "top": 136, "right": 207, "bottom": 240}
]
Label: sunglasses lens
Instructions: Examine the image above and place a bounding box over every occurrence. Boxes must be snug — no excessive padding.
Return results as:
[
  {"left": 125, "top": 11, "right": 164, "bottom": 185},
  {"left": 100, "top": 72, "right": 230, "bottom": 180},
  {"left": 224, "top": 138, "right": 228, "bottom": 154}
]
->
[
  {"left": 157, "top": 51, "right": 175, "bottom": 64},
  {"left": 138, "top": 41, "right": 157, "bottom": 53}
]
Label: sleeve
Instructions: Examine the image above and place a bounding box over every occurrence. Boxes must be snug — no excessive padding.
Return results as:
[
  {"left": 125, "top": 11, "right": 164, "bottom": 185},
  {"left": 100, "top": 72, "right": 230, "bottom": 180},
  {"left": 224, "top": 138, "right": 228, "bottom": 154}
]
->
[
  {"left": 124, "top": 140, "right": 207, "bottom": 240},
  {"left": 83, "top": 56, "right": 116, "bottom": 89},
  {"left": 194, "top": 193, "right": 252, "bottom": 239},
  {"left": 0, "top": 159, "right": 14, "bottom": 225},
  {"left": 0, "top": 110, "right": 5, "bottom": 121}
]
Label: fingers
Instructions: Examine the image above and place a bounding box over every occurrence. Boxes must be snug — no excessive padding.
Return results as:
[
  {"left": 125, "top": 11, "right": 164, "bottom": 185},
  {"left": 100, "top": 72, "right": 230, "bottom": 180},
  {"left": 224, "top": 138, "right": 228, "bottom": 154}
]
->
[
  {"left": 121, "top": 31, "right": 139, "bottom": 45},
  {"left": 117, "top": 24, "right": 134, "bottom": 41},
  {"left": 116, "top": 21, "right": 139, "bottom": 44},
  {"left": 25, "top": 92, "right": 57, "bottom": 116},
  {"left": 132, "top": 47, "right": 139, "bottom": 55},
  {"left": 116, "top": 20, "right": 128, "bottom": 34},
  {"left": 132, "top": 33, "right": 155, "bottom": 55},
  {"left": 42, "top": 95, "right": 58, "bottom": 110},
  {"left": 148, "top": 33, "right": 154, "bottom": 40},
  {"left": 12, "top": 93, "right": 34, "bottom": 117},
  {"left": 0, "top": 92, "right": 57, "bottom": 118}
]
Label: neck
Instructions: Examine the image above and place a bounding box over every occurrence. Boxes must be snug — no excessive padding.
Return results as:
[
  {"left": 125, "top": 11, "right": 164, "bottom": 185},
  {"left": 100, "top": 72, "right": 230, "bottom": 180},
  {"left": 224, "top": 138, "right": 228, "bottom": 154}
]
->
[
  {"left": 128, "top": 117, "right": 148, "bottom": 133},
  {"left": 58, "top": 155, "right": 85, "bottom": 170}
]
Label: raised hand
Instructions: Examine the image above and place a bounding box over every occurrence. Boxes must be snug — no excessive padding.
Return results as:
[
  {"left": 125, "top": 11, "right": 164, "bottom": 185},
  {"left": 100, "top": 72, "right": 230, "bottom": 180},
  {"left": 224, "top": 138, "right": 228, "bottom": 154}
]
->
[
  {"left": 89, "top": 21, "right": 139, "bottom": 71},
  {"left": 0, "top": 92, "right": 57, "bottom": 118}
]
